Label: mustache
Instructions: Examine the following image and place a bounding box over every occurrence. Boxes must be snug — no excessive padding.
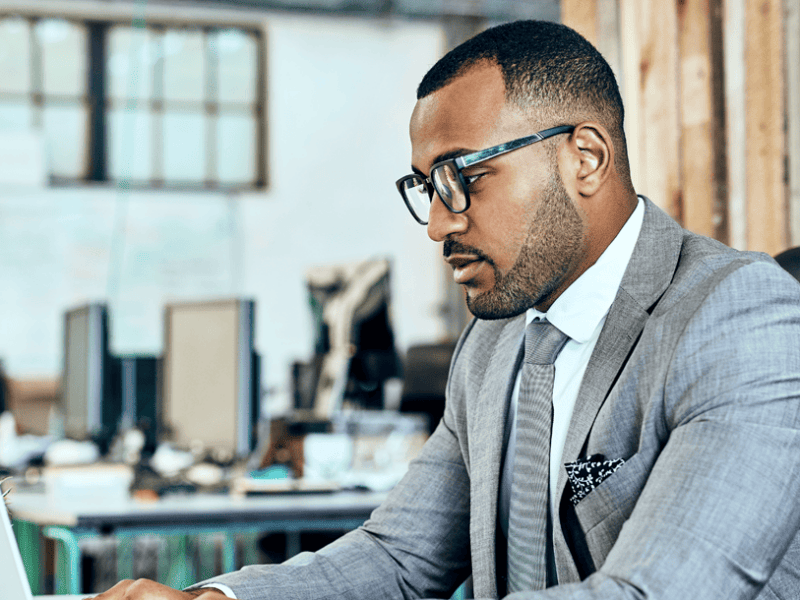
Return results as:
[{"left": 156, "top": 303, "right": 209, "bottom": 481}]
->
[{"left": 443, "top": 239, "right": 493, "bottom": 264}]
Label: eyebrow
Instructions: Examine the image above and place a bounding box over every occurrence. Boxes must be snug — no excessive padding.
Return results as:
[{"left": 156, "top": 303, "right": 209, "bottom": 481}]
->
[{"left": 410, "top": 147, "right": 477, "bottom": 177}]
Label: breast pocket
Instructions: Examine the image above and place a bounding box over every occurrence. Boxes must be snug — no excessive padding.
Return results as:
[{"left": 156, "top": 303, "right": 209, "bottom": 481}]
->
[{"left": 569, "top": 451, "right": 649, "bottom": 567}]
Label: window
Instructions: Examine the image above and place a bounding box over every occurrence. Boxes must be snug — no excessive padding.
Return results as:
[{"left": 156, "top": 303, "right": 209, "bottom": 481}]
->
[
  {"left": 0, "top": 18, "right": 89, "bottom": 180},
  {"left": 0, "top": 15, "right": 265, "bottom": 190}
]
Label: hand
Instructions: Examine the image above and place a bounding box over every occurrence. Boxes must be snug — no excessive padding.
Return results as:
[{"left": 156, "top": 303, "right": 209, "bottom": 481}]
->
[{"left": 91, "top": 579, "right": 229, "bottom": 600}]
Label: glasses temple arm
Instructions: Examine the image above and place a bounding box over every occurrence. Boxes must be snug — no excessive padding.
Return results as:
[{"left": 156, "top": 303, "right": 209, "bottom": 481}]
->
[{"left": 456, "top": 125, "right": 574, "bottom": 169}]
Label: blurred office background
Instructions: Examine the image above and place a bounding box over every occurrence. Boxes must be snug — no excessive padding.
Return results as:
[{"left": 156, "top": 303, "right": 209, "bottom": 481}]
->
[
  {"left": 1, "top": 0, "right": 799, "bottom": 398},
  {"left": 1, "top": 0, "right": 800, "bottom": 595}
]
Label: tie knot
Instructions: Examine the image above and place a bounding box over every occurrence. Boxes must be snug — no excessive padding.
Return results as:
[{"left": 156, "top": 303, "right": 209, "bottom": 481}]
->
[{"left": 524, "top": 320, "right": 569, "bottom": 365}]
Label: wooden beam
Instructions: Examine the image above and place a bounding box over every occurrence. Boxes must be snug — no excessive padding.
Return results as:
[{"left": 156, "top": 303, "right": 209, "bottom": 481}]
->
[
  {"left": 622, "top": 0, "right": 681, "bottom": 219},
  {"left": 562, "top": 0, "right": 622, "bottom": 89},
  {"left": 787, "top": 0, "right": 800, "bottom": 247},
  {"left": 745, "top": 0, "right": 787, "bottom": 254},
  {"left": 724, "top": 0, "right": 747, "bottom": 249},
  {"left": 561, "top": 0, "right": 598, "bottom": 46},
  {"left": 678, "top": 0, "right": 726, "bottom": 241},
  {"left": 620, "top": 0, "right": 643, "bottom": 192},
  {"left": 709, "top": 0, "right": 728, "bottom": 243},
  {"left": 596, "top": 0, "right": 622, "bottom": 84}
]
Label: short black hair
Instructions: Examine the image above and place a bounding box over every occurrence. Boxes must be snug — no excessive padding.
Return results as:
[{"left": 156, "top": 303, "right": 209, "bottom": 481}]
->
[{"left": 417, "top": 20, "right": 630, "bottom": 183}]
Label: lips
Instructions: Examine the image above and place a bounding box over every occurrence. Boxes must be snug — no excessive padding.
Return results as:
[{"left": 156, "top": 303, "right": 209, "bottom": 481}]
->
[
  {"left": 445, "top": 254, "right": 481, "bottom": 269},
  {"left": 446, "top": 254, "right": 486, "bottom": 284},
  {"left": 443, "top": 240, "right": 492, "bottom": 284}
]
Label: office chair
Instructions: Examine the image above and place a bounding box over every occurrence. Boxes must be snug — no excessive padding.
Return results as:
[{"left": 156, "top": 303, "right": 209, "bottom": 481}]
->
[{"left": 774, "top": 246, "right": 800, "bottom": 282}]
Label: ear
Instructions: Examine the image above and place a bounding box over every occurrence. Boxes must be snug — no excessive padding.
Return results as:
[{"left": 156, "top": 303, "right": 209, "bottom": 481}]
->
[{"left": 563, "top": 122, "right": 614, "bottom": 197}]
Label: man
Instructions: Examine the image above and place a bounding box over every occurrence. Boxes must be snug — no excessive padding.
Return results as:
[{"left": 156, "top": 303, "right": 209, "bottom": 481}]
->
[{"left": 96, "top": 19, "right": 800, "bottom": 600}]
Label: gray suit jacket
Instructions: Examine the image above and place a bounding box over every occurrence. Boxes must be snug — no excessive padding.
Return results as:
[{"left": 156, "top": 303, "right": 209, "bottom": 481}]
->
[{"left": 202, "top": 198, "right": 800, "bottom": 599}]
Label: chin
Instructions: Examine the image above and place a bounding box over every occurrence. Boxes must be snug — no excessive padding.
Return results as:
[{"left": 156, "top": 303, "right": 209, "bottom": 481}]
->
[{"left": 465, "top": 292, "right": 530, "bottom": 321}]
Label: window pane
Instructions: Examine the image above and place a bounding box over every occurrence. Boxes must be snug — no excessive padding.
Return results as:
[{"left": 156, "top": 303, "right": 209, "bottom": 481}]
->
[
  {"left": 0, "top": 100, "right": 33, "bottom": 130},
  {"left": 163, "top": 30, "right": 204, "bottom": 103},
  {"left": 108, "top": 107, "right": 153, "bottom": 181},
  {"left": 212, "top": 29, "right": 257, "bottom": 104},
  {"left": 163, "top": 110, "right": 205, "bottom": 182},
  {"left": 0, "top": 18, "right": 31, "bottom": 93},
  {"left": 217, "top": 111, "right": 256, "bottom": 185},
  {"left": 107, "top": 26, "right": 155, "bottom": 101},
  {"left": 42, "top": 103, "right": 88, "bottom": 178},
  {"left": 36, "top": 19, "right": 87, "bottom": 97},
  {"left": 0, "top": 130, "right": 46, "bottom": 185}
]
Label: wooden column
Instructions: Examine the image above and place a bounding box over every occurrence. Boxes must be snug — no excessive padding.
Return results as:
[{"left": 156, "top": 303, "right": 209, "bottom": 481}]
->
[
  {"left": 745, "top": 0, "right": 787, "bottom": 254},
  {"left": 620, "top": 0, "right": 643, "bottom": 194},
  {"left": 620, "top": 0, "right": 682, "bottom": 220},
  {"left": 562, "top": 0, "right": 623, "bottom": 84},
  {"left": 570, "top": 0, "right": 790, "bottom": 253},
  {"left": 787, "top": 0, "right": 800, "bottom": 247},
  {"left": 596, "top": 0, "right": 623, "bottom": 82},
  {"left": 562, "top": 0, "right": 598, "bottom": 45},
  {"left": 678, "top": 0, "right": 727, "bottom": 242},
  {"left": 724, "top": 0, "right": 748, "bottom": 249}
]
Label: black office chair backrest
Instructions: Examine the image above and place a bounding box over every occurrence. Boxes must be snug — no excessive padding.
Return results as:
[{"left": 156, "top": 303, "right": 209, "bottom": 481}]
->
[{"left": 774, "top": 247, "right": 800, "bottom": 282}]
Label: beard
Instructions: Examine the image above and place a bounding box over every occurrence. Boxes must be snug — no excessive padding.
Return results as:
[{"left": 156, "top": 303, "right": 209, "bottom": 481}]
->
[{"left": 454, "top": 171, "right": 586, "bottom": 320}]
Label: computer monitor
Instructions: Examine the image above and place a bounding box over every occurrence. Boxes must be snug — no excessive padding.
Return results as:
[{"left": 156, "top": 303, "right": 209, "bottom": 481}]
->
[
  {"left": 305, "top": 258, "right": 401, "bottom": 416},
  {"left": 115, "top": 354, "right": 160, "bottom": 454},
  {"left": 161, "top": 299, "right": 260, "bottom": 460},
  {"left": 62, "top": 303, "right": 121, "bottom": 446}
]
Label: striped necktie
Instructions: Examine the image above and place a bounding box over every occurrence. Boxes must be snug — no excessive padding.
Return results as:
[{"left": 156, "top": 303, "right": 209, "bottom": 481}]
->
[{"left": 507, "top": 319, "right": 569, "bottom": 592}]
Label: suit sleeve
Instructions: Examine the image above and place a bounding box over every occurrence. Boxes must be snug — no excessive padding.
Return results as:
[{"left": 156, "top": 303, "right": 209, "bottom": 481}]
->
[
  {"left": 194, "top": 353, "right": 473, "bottom": 600},
  {"left": 511, "top": 261, "right": 800, "bottom": 600}
]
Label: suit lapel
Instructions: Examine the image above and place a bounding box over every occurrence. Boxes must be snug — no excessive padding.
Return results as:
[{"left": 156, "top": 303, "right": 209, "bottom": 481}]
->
[
  {"left": 553, "top": 198, "right": 685, "bottom": 579},
  {"left": 556, "top": 290, "right": 648, "bottom": 495},
  {"left": 469, "top": 316, "right": 525, "bottom": 599}
]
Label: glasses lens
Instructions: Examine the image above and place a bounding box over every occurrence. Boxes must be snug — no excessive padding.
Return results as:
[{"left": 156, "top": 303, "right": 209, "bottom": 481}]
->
[
  {"left": 400, "top": 176, "right": 431, "bottom": 223},
  {"left": 432, "top": 163, "right": 467, "bottom": 212}
]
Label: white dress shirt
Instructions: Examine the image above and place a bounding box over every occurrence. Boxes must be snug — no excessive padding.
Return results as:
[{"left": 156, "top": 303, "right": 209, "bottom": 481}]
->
[
  {"left": 499, "top": 197, "right": 644, "bottom": 537},
  {"left": 202, "top": 582, "right": 238, "bottom": 598},
  {"left": 208, "top": 199, "right": 644, "bottom": 599}
]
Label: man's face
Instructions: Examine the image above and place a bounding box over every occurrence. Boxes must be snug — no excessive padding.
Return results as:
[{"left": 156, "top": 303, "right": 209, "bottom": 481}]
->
[{"left": 409, "top": 63, "right": 587, "bottom": 319}]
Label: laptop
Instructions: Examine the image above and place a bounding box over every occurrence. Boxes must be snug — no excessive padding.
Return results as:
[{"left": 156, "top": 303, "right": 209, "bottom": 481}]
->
[{"left": 1, "top": 496, "right": 92, "bottom": 600}]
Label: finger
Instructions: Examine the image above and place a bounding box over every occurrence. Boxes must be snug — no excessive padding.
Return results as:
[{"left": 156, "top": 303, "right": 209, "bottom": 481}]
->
[
  {"left": 91, "top": 579, "right": 136, "bottom": 598},
  {"left": 93, "top": 578, "right": 185, "bottom": 599}
]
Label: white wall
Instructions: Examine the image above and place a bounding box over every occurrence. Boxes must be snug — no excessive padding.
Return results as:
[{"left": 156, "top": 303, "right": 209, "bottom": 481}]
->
[{"left": 0, "top": 12, "right": 447, "bottom": 405}]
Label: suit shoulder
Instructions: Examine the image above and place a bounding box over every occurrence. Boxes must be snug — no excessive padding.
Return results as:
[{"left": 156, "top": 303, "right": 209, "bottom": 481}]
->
[{"left": 659, "top": 231, "right": 800, "bottom": 316}]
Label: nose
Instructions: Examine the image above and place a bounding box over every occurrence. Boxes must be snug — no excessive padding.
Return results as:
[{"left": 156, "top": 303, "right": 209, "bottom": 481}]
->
[{"left": 427, "top": 192, "right": 468, "bottom": 242}]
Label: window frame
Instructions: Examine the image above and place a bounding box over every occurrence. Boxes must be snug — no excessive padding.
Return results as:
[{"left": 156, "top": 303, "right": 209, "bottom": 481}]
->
[{"left": 0, "top": 10, "right": 268, "bottom": 191}]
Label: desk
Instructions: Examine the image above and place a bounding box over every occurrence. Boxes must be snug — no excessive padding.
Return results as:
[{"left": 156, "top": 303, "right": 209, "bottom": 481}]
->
[{"left": 11, "top": 490, "right": 387, "bottom": 596}]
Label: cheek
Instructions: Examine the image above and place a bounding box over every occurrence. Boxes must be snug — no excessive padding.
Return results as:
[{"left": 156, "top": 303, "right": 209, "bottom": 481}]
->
[
  {"left": 497, "top": 182, "right": 542, "bottom": 259},
  {"left": 473, "top": 195, "right": 536, "bottom": 271}
]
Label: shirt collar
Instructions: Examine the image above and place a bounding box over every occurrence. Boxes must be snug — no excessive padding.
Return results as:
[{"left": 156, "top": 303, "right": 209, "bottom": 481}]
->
[{"left": 527, "top": 197, "right": 645, "bottom": 342}]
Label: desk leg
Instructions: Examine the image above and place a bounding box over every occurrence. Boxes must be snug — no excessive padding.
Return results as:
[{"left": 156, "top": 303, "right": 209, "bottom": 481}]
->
[
  {"left": 117, "top": 535, "right": 135, "bottom": 581},
  {"left": 13, "top": 519, "right": 41, "bottom": 595},
  {"left": 197, "top": 534, "right": 219, "bottom": 581},
  {"left": 239, "top": 532, "right": 259, "bottom": 569},
  {"left": 222, "top": 533, "right": 236, "bottom": 574},
  {"left": 42, "top": 526, "right": 81, "bottom": 596},
  {"left": 164, "top": 535, "right": 196, "bottom": 590}
]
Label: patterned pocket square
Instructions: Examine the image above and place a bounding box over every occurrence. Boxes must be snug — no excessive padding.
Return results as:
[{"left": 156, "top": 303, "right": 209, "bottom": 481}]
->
[{"left": 564, "top": 454, "right": 625, "bottom": 506}]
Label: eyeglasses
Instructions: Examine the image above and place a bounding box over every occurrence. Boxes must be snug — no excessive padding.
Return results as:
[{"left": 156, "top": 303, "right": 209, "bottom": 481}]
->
[{"left": 396, "top": 125, "right": 574, "bottom": 225}]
